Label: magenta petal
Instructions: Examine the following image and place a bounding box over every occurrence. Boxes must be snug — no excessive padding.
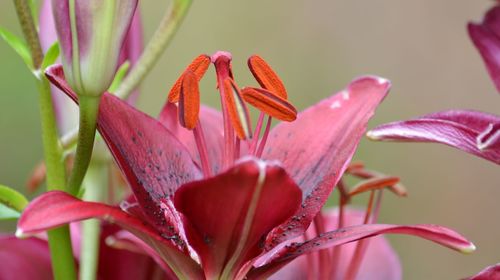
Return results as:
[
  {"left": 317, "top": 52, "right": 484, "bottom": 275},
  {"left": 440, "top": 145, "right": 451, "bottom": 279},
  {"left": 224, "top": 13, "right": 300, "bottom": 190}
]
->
[
  {"left": 0, "top": 236, "right": 53, "bottom": 280},
  {"left": 17, "top": 191, "right": 203, "bottom": 279},
  {"left": 367, "top": 110, "right": 500, "bottom": 164},
  {"left": 159, "top": 103, "right": 225, "bottom": 173},
  {"left": 269, "top": 208, "right": 401, "bottom": 280},
  {"left": 46, "top": 64, "right": 201, "bottom": 239},
  {"left": 468, "top": 6, "right": 500, "bottom": 93},
  {"left": 251, "top": 223, "right": 474, "bottom": 279},
  {"left": 467, "top": 263, "right": 500, "bottom": 280},
  {"left": 174, "top": 158, "right": 302, "bottom": 279},
  {"left": 263, "top": 76, "right": 390, "bottom": 246}
]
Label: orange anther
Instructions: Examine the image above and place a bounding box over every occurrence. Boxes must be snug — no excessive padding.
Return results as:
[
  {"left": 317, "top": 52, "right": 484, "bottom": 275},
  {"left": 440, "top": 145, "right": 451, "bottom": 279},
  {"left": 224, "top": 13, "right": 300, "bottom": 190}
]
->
[
  {"left": 168, "top": 54, "right": 210, "bottom": 103},
  {"left": 223, "top": 78, "right": 252, "bottom": 140},
  {"left": 241, "top": 87, "right": 297, "bottom": 122},
  {"left": 348, "top": 176, "right": 400, "bottom": 196},
  {"left": 248, "top": 55, "right": 288, "bottom": 99},
  {"left": 178, "top": 71, "right": 200, "bottom": 130}
]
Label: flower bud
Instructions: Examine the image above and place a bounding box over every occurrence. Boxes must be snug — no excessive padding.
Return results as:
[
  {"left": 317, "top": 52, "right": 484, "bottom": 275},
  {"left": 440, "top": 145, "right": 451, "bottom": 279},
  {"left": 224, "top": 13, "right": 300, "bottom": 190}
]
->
[{"left": 51, "top": 0, "right": 138, "bottom": 97}]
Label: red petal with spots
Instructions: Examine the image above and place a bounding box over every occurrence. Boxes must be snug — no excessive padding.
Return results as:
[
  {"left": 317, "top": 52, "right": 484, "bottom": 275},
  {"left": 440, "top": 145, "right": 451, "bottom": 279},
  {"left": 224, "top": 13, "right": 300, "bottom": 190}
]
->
[
  {"left": 467, "top": 263, "right": 500, "bottom": 280},
  {"left": 367, "top": 110, "right": 500, "bottom": 164},
  {"left": 269, "top": 208, "right": 401, "bottom": 280},
  {"left": 174, "top": 158, "right": 302, "bottom": 279},
  {"left": 17, "top": 191, "right": 203, "bottom": 279},
  {"left": 159, "top": 103, "right": 224, "bottom": 174},
  {"left": 468, "top": 6, "right": 500, "bottom": 93},
  {"left": 263, "top": 76, "right": 390, "bottom": 247},
  {"left": 46, "top": 64, "right": 201, "bottom": 242},
  {"left": 0, "top": 236, "right": 53, "bottom": 280},
  {"left": 250, "top": 223, "right": 474, "bottom": 279}
]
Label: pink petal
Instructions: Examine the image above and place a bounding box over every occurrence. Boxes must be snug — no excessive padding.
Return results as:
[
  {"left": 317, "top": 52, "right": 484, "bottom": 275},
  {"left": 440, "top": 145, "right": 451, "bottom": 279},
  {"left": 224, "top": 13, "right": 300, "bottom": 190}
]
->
[
  {"left": 17, "top": 191, "right": 204, "bottom": 279},
  {"left": 46, "top": 64, "right": 201, "bottom": 239},
  {"left": 0, "top": 236, "right": 53, "bottom": 280},
  {"left": 468, "top": 6, "right": 500, "bottom": 93},
  {"left": 99, "top": 227, "right": 174, "bottom": 280},
  {"left": 174, "top": 158, "right": 302, "bottom": 279},
  {"left": 467, "top": 263, "right": 500, "bottom": 280},
  {"left": 270, "top": 208, "right": 401, "bottom": 280},
  {"left": 367, "top": 110, "right": 500, "bottom": 164},
  {"left": 263, "top": 76, "right": 390, "bottom": 246},
  {"left": 159, "top": 103, "right": 225, "bottom": 173},
  {"left": 250, "top": 223, "right": 474, "bottom": 278}
]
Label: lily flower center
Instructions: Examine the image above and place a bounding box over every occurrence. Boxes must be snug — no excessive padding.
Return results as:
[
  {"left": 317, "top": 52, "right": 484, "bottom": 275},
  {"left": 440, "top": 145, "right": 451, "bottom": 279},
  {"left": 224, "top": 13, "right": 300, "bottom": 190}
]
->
[{"left": 167, "top": 51, "right": 298, "bottom": 177}]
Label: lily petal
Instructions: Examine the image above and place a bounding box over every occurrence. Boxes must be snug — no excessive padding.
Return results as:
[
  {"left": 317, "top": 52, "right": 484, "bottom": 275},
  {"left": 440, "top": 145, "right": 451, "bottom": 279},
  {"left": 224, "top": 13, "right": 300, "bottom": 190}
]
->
[
  {"left": 468, "top": 6, "right": 500, "bottom": 93},
  {"left": 17, "top": 191, "right": 204, "bottom": 279},
  {"left": 251, "top": 223, "right": 474, "bottom": 279},
  {"left": 0, "top": 236, "right": 53, "bottom": 280},
  {"left": 263, "top": 76, "right": 390, "bottom": 246},
  {"left": 46, "top": 64, "right": 201, "bottom": 240},
  {"left": 269, "top": 208, "right": 401, "bottom": 280},
  {"left": 367, "top": 110, "right": 500, "bottom": 164},
  {"left": 174, "top": 158, "right": 302, "bottom": 279},
  {"left": 466, "top": 263, "right": 500, "bottom": 280}
]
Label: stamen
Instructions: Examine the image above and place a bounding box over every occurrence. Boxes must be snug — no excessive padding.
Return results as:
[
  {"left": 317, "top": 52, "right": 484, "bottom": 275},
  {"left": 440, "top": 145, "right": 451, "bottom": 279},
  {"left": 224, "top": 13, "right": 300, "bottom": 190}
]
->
[
  {"left": 178, "top": 71, "right": 200, "bottom": 130},
  {"left": 314, "top": 213, "right": 333, "bottom": 279},
  {"left": 241, "top": 87, "right": 297, "bottom": 122},
  {"left": 247, "top": 55, "right": 287, "bottom": 99},
  {"left": 348, "top": 176, "right": 400, "bottom": 197},
  {"left": 255, "top": 116, "right": 272, "bottom": 157},
  {"left": 168, "top": 54, "right": 211, "bottom": 103},
  {"left": 250, "top": 113, "right": 266, "bottom": 154},
  {"left": 223, "top": 78, "right": 253, "bottom": 140},
  {"left": 346, "top": 167, "right": 407, "bottom": 197},
  {"left": 345, "top": 190, "right": 376, "bottom": 280},
  {"left": 330, "top": 179, "right": 349, "bottom": 280},
  {"left": 193, "top": 123, "right": 212, "bottom": 177}
]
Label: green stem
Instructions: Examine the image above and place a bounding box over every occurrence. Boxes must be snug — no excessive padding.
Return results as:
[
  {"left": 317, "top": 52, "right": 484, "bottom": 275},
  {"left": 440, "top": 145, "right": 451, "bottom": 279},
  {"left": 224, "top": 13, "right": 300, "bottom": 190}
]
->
[
  {"left": 115, "top": 0, "right": 192, "bottom": 99},
  {"left": 80, "top": 161, "right": 108, "bottom": 280},
  {"left": 13, "top": 1, "right": 77, "bottom": 279},
  {"left": 13, "top": 0, "right": 42, "bottom": 68},
  {"left": 67, "top": 96, "right": 100, "bottom": 196},
  {"left": 38, "top": 78, "right": 78, "bottom": 280}
]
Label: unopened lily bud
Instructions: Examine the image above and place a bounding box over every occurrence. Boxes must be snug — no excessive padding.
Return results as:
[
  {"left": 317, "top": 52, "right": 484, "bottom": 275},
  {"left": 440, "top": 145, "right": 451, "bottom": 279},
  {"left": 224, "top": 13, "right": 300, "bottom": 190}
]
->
[{"left": 52, "top": 0, "right": 138, "bottom": 97}]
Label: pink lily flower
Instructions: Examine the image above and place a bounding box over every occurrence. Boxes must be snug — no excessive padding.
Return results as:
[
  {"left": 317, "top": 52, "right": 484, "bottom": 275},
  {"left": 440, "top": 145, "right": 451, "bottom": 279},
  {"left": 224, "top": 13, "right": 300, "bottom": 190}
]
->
[{"left": 18, "top": 52, "right": 475, "bottom": 279}]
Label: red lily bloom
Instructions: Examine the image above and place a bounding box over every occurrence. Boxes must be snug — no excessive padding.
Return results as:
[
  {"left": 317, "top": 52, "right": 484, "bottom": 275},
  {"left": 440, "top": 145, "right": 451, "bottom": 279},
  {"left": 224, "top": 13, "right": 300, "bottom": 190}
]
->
[{"left": 17, "top": 52, "right": 475, "bottom": 279}]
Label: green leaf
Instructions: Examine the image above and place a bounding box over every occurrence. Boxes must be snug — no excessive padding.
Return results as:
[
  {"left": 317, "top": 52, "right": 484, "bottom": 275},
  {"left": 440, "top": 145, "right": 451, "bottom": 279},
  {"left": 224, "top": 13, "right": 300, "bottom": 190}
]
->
[
  {"left": 0, "top": 203, "right": 21, "bottom": 220},
  {"left": 0, "top": 184, "right": 29, "bottom": 213},
  {"left": 29, "top": 0, "right": 41, "bottom": 27},
  {"left": 108, "top": 60, "right": 130, "bottom": 93},
  {"left": 41, "top": 42, "right": 60, "bottom": 71},
  {"left": 0, "top": 27, "right": 33, "bottom": 70}
]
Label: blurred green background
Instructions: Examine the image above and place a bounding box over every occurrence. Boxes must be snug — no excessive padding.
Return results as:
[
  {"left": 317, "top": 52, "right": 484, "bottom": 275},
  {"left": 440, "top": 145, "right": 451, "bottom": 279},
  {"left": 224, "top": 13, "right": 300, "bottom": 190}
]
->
[{"left": 1, "top": 1, "right": 499, "bottom": 279}]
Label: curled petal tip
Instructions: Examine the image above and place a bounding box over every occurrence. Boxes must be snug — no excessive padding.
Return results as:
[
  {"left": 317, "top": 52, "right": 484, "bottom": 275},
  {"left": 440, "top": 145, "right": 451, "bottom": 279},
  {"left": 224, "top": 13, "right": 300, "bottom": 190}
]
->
[
  {"left": 460, "top": 242, "right": 477, "bottom": 254},
  {"left": 366, "top": 130, "right": 382, "bottom": 140},
  {"left": 15, "top": 228, "right": 26, "bottom": 239}
]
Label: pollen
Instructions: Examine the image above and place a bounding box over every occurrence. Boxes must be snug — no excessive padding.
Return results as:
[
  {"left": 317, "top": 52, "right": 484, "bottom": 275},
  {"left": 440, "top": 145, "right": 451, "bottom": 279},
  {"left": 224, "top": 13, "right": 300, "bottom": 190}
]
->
[
  {"left": 223, "top": 78, "right": 253, "bottom": 140},
  {"left": 178, "top": 71, "right": 200, "bottom": 130},
  {"left": 241, "top": 87, "right": 297, "bottom": 122},
  {"left": 168, "top": 54, "right": 211, "bottom": 103},
  {"left": 248, "top": 55, "right": 288, "bottom": 99}
]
